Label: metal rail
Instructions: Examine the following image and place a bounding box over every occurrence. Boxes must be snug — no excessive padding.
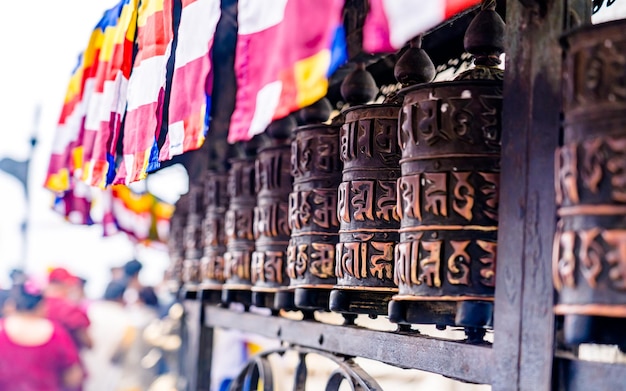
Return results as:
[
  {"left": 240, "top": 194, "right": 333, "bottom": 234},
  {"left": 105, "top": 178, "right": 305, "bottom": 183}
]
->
[{"left": 204, "top": 305, "right": 493, "bottom": 385}]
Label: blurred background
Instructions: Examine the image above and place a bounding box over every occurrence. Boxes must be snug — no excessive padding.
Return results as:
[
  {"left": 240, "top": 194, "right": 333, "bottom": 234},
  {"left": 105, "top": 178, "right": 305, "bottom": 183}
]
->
[{"left": 0, "top": 0, "right": 187, "bottom": 297}]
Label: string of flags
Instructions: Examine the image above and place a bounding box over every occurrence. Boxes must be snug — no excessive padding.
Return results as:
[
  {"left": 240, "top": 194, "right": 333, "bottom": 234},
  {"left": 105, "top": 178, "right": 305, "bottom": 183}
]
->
[{"left": 44, "top": 0, "right": 480, "bottom": 245}]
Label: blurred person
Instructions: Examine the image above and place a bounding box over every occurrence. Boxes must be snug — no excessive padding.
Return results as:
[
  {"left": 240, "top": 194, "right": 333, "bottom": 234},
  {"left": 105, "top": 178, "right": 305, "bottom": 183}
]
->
[
  {"left": 44, "top": 267, "right": 93, "bottom": 351},
  {"left": 115, "top": 286, "right": 161, "bottom": 391},
  {"left": 82, "top": 280, "right": 132, "bottom": 391},
  {"left": 1, "top": 269, "right": 27, "bottom": 318},
  {"left": 0, "top": 279, "right": 83, "bottom": 390},
  {"left": 121, "top": 259, "right": 143, "bottom": 306}
]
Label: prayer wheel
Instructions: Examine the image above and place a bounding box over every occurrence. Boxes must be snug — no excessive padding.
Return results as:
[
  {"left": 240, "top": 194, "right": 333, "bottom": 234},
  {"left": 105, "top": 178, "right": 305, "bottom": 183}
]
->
[
  {"left": 221, "top": 141, "right": 259, "bottom": 307},
  {"left": 181, "top": 182, "right": 206, "bottom": 295},
  {"left": 166, "top": 192, "right": 190, "bottom": 293},
  {"left": 287, "top": 99, "right": 342, "bottom": 311},
  {"left": 251, "top": 116, "right": 297, "bottom": 311},
  {"left": 329, "top": 63, "right": 402, "bottom": 317},
  {"left": 199, "top": 169, "right": 230, "bottom": 304},
  {"left": 554, "top": 19, "right": 626, "bottom": 348},
  {"left": 388, "top": 3, "right": 504, "bottom": 335}
]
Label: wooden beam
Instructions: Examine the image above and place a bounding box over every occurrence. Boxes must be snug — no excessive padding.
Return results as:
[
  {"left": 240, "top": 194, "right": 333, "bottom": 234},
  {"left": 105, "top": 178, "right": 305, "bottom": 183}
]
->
[{"left": 492, "top": 1, "right": 565, "bottom": 390}]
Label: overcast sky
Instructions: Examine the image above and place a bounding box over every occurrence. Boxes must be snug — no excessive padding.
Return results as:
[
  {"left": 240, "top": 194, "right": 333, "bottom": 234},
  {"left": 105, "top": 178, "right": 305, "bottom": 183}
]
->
[{"left": 0, "top": 1, "right": 176, "bottom": 297}]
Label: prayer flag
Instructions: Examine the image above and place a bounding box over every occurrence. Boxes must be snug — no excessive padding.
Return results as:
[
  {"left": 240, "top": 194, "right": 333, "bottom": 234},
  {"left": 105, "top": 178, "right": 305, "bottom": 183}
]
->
[
  {"left": 104, "top": 185, "right": 175, "bottom": 244},
  {"left": 81, "top": 0, "right": 139, "bottom": 188},
  {"left": 164, "top": 0, "right": 221, "bottom": 160},
  {"left": 228, "top": 0, "right": 347, "bottom": 143},
  {"left": 115, "top": 0, "right": 175, "bottom": 185},
  {"left": 362, "top": 0, "right": 481, "bottom": 53}
]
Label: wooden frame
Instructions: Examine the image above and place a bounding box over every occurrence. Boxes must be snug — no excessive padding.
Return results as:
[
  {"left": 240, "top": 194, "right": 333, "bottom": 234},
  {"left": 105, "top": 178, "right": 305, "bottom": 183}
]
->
[{"left": 175, "top": 1, "right": 626, "bottom": 390}]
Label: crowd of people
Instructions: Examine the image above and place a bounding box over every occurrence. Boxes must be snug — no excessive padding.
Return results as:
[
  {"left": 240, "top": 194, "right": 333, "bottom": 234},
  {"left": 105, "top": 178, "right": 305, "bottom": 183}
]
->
[{"left": 0, "top": 260, "right": 180, "bottom": 391}]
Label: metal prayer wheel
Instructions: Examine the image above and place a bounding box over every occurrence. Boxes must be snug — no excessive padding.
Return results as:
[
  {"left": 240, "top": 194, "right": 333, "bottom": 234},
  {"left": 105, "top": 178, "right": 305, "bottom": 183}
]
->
[
  {"left": 222, "top": 144, "right": 258, "bottom": 306},
  {"left": 166, "top": 193, "right": 189, "bottom": 292},
  {"left": 554, "top": 19, "right": 626, "bottom": 347},
  {"left": 389, "top": 4, "right": 504, "bottom": 333},
  {"left": 182, "top": 183, "right": 206, "bottom": 292},
  {"left": 199, "top": 170, "right": 229, "bottom": 303},
  {"left": 287, "top": 100, "right": 342, "bottom": 311},
  {"left": 329, "top": 64, "right": 402, "bottom": 316},
  {"left": 251, "top": 117, "right": 296, "bottom": 310}
]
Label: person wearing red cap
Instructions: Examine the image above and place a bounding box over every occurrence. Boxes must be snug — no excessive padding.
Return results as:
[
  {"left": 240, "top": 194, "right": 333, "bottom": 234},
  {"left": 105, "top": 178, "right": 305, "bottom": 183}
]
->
[
  {"left": 0, "top": 279, "right": 84, "bottom": 390},
  {"left": 44, "top": 267, "right": 93, "bottom": 391},
  {"left": 44, "top": 268, "right": 92, "bottom": 350}
]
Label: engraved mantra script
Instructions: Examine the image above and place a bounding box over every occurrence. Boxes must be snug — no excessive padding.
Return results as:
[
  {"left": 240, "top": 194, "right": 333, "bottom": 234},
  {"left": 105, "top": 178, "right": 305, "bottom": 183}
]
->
[
  {"left": 335, "top": 241, "right": 395, "bottom": 281},
  {"left": 340, "top": 118, "right": 399, "bottom": 163},
  {"left": 554, "top": 228, "right": 626, "bottom": 291},
  {"left": 338, "top": 180, "right": 399, "bottom": 224},
  {"left": 397, "top": 171, "right": 499, "bottom": 223},
  {"left": 224, "top": 251, "right": 251, "bottom": 280},
  {"left": 556, "top": 137, "right": 626, "bottom": 205},
  {"left": 400, "top": 95, "right": 502, "bottom": 148},
  {"left": 395, "top": 237, "right": 496, "bottom": 288},
  {"left": 204, "top": 253, "right": 225, "bottom": 281},
  {"left": 287, "top": 242, "right": 335, "bottom": 280},
  {"left": 291, "top": 134, "right": 341, "bottom": 177},
  {"left": 254, "top": 203, "right": 290, "bottom": 239},
  {"left": 251, "top": 251, "right": 285, "bottom": 284},
  {"left": 289, "top": 189, "right": 339, "bottom": 231}
]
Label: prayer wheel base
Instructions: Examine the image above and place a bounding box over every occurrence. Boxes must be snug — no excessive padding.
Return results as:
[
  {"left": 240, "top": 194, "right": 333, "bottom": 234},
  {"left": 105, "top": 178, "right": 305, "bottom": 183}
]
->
[
  {"left": 200, "top": 288, "right": 224, "bottom": 305},
  {"left": 181, "top": 285, "right": 199, "bottom": 300},
  {"left": 329, "top": 289, "right": 395, "bottom": 317},
  {"left": 221, "top": 288, "right": 252, "bottom": 308},
  {"left": 294, "top": 288, "right": 331, "bottom": 311},
  {"left": 561, "top": 314, "right": 626, "bottom": 349},
  {"left": 388, "top": 299, "right": 493, "bottom": 330},
  {"left": 252, "top": 290, "right": 297, "bottom": 312}
]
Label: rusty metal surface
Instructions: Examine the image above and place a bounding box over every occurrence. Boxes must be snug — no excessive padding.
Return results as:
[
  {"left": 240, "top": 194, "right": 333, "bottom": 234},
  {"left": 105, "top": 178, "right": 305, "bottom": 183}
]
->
[
  {"left": 395, "top": 80, "right": 501, "bottom": 301},
  {"left": 200, "top": 171, "right": 229, "bottom": 288},
  {"left": 204, "top": 305, "right": 493, "bottom": 385},
  {"left": 223, "top": 157, "right": 257, "bottom": 290},
  {"left": 288, "top": 124, "right": 343, "bottom": 291},
  {"left": 251, "top": 143, "right": 293, "bottom": 292},
  {"left": 182, "top": 183, "right": 206, "bottom": 287},
  {"left": 554, "top": 18, "right": 626, "bottom": 347},
  {"left": 334, "top": 104, "right": 401, "bottom": 292}
]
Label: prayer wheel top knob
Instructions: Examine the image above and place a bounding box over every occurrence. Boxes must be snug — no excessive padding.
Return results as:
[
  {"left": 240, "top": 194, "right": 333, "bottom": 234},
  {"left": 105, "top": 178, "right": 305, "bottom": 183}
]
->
[
  {"left": 296, "top": 97, "right": 333, "bottom": 125},
  {"left": 264, "top": 114, "right": 297, "bottom": 142},
  {"left": 340, "top": 62, "right": 378, "bottom": 106},
  {"left": 394, "top": 36, "right": 436, "bottom": 87},
  {"left": 234, "top": 135, "right": 262, "bottom": 158},
  {"left": 457, "top": 0, "right": 505, "bottom": 80}
]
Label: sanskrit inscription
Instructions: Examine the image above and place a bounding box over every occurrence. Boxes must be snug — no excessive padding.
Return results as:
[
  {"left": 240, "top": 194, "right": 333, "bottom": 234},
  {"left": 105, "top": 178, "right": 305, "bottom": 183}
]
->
[
  {"left": 556, "top": 136, "right": 626, "bottom": 205},
  {"left": 554, "top": 227, "right": 626, "bottom": 291},
  {"left": 289, "top": 189, "right": 339, "bottom": 231},
  {"left": 397, "top": 171, "right": 499, "bottom": 224},
  {"left": 394, "top": 237, "right": 497, "bottom": 288},
  {"left": 251, "top": 251, "right": 286, "bottom": 285},
  {"left": 287, "top": 242, "right": 335, "bottom": 280},
  {"left": 335, "top": 240, "right": 394, "bottom": 281},
  {"left": 337, "top": 180, "right": 399, "bottom": 224}
]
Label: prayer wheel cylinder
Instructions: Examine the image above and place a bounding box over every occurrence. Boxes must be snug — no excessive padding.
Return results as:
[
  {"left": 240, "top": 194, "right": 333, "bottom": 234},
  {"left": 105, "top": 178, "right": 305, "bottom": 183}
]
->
[
  {"left": 182, "top": 183, "right": 205, "bottom": 292},
  {"left": 388, "top": 3, "right": 504, "bottom": 335},
  {"left": 287, "top": 122, "right": 342, "bottom": 310},
  {"left": 199, "top": 170, "right": 229, "bottom": 303},
  {"left": 554, "top": 20, "right": 626, "bottom": 347},
  {"left": 251, "top": 117, "right": 295, "bottom": 310},
  {"left": 390, "top": 79, "right": 502, "bottom": 329},
  {"left": 329, "top": 103, "right": 402, "bottom": 316},
  {"left": 222, "top": 154, "right": 257, "bottom": 306},
  {"left": 166, "top": 193, "right": 189, "bottom": 292}
]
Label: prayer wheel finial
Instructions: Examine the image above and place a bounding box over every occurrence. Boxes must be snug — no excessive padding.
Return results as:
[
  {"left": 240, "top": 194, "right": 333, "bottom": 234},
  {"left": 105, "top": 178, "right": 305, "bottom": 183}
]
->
[
  {"left": 456, "top": 0, "right": 505, "bottom": 80},
  {"left": 394, "top": 36, "right": 436, "bottom": 87}
]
